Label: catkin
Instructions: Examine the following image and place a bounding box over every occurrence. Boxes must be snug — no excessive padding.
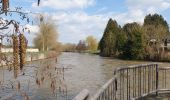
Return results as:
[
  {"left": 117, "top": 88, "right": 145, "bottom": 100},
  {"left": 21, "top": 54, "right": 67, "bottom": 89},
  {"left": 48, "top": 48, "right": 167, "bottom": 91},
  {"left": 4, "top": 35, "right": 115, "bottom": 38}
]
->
[
  {"left": 2, "top": 0, "right": 9, "bottom": 15},
  {"left": 19, "top": 33, "right": 27, "bottom": 70},
  {"left": 12, "top": 34, "right": 19, "bottom": 78}
]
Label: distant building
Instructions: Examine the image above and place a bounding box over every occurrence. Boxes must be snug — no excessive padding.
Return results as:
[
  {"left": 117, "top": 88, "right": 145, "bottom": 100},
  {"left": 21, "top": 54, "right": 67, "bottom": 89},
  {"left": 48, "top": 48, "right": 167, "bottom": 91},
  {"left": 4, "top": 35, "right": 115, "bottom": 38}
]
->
[
  {"left": 1, "top": 48, "right": 39, "bottom": 53},
  {"left": 164, "top": 35, "right": 170, "bottom": 50}
]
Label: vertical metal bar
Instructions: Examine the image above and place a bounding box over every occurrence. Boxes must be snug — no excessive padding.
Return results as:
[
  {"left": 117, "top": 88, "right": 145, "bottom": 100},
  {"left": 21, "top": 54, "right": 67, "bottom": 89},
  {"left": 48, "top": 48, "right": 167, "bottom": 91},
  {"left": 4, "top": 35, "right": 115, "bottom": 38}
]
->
[
  {"left": 120, "top": 70, "right": 122, "bottom": 100},
  {"left": 139, "top": 67, "right": 141, "bottom": 96},
  {"left": 153, "top": 65, "right": 155, "bottom": 91},
  {"left": 135, "top": 67, "right": 136, "bottom": 97},
  {"left": 155, "top": 65, "right": 157, "bottom": 90},
  {"left": 151, "top": 65, "right": 153, "bottom": 91},
  {"left": 163, "top": 70, "right": 164, "bottom": 88},
  {"left": 133, "top": 68, "right": 135, "bottom": 97},
  {"left": 165, "top": 70, "right": 166, "bottom": 88},
  {"left": 105, "top": 90, "right": 107, "bottom": 100},
  {"left": 129, "top": 69, "right": 131, "bottom": 100},
  {"left": 144, "top": 66, "right": 146, "bottom": 94},
  {"left": 154, "top": 65, "right": 156, "bottom": 91},
  {"left": 112, "top": 81, "right": 114, "bottom": 100},
  {"left": 115, "top": 78, "right": 117, "bottom": 100},
  {"left": 113, "top": 80, "right": 115, "bottom": 100},
  {"left": 110, "top": 81, "right": 113, "bottom": 100},
  {"left": 123, "top": 70, "right": 124, "bottom": 100},
  {"left": 148, "top": 65, "right": 150, "bottom": 93},
  {"left": 143, "top": 66, "right": 145, "bottom": 94},
  {"left": 103, "top": 91, "right": 105, "bottom": 100},
  {"left": 127, "top": 69, "right": 129, "bottom": 100},
  {"left": 138, "top": 67, "right": 139, "bottom": 97},
  {"left": 156, "top": 64, "right": 158, "bottom": 96},
  {"left": 108, "top": 86, "right": 110, "bottom": 100},
  {"left": 107, "top": 86, "right": 109, "bottom": 100},
  {"left": 163, "top": 69, "right": 165, "bottom": 88}
]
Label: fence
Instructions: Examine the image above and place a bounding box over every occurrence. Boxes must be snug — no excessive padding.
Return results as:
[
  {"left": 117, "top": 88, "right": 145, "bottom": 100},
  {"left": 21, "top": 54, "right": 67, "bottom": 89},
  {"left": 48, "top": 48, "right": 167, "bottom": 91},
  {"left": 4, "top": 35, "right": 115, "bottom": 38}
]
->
[{"left": 74, "top": 63, "right": 170, "bottom": 100}]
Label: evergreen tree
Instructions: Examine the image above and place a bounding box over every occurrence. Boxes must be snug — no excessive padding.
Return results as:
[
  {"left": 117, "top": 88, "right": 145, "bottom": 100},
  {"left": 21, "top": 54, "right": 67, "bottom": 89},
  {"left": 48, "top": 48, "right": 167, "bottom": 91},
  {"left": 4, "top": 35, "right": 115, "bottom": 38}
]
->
[
  {"left": 122, "top": 22, "right": 144, "bottom": 59},
  {"left": 99, "top": 18, "right": 121, "bottom": 57},
  {"left": 144, "top": 14, "right": 169, "bottom": 30},
  {"left": 143, "top": 13, "right": 169, "bottom": 44},
  {"left": 115, "top": 29, "right": 127, "bottom": 55}
]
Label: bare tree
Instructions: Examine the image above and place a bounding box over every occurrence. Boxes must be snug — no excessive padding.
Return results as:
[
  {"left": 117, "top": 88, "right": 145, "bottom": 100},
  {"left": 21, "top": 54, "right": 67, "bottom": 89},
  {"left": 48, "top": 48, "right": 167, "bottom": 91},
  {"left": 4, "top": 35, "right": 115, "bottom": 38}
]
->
[
  {"left": 86, "top": 35, "right": 98, "bottom": 52},
  {"left": 33, "top": 16, "right": 60, "bottom": 53}
]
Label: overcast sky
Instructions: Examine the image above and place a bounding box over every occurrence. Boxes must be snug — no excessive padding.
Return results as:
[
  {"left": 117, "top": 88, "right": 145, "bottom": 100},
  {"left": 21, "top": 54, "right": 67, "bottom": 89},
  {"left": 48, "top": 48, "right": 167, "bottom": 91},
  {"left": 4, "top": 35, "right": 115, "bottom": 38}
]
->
[{"left": 10, "top": 0, "right": 170, "bottom": 45}]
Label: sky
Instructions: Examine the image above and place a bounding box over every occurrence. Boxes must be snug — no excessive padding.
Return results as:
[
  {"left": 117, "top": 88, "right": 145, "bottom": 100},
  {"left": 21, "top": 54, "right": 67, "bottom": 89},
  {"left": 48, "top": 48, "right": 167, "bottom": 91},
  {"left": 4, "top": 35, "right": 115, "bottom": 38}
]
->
[{"left": 9, "top": 0, "right": 170, "bottom": 45}]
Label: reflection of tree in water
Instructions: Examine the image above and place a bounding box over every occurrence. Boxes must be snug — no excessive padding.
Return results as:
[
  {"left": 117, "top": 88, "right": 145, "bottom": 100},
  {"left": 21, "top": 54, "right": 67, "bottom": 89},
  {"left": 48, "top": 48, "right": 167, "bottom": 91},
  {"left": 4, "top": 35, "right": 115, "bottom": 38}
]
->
[{"left": 0, "top": 57, "right": 68, "bottom": 99}]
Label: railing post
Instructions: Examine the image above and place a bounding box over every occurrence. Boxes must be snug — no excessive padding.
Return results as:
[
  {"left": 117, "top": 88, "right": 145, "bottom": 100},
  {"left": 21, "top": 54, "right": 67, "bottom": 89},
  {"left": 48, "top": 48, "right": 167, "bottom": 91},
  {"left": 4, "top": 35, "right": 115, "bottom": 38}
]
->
[
  {"left": 115, "top": 78, "right": 117, "bottom": 100},
  {"left": 156, "top": 64, "right": 158, "bottom": 96}
]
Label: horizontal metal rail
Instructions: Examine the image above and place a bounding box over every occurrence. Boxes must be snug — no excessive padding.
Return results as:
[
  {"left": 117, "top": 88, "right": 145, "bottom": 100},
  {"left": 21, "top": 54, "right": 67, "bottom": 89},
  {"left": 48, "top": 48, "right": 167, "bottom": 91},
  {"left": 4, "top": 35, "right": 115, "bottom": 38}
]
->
[{"left": 73, "top": 89, "right": 89, "bottom": 100}]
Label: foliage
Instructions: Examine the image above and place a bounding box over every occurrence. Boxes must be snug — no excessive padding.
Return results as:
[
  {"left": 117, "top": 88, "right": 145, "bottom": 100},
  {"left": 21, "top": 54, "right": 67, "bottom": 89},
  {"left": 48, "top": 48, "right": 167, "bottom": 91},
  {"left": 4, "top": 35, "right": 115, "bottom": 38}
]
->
[
  {"left": 122, "top": 22, "right": 144, "bottom": 59},
  {"left": 143, "top": 14, "right": 169, "bottom": 44},
  {"left": 99, "top": 13, "right": 170, "bottom": 60},
  {"left": 86, "top": 35, "right": 98, "bottom": 52},
  {"left": 62, "top": 43, "right": 77, "bottom": 52},
  {"left": 144, "top": 14, "right": 169, "bottom": 30},
  {"left": 76, "top": 40, "right": 87, "bottom": 52},
  {"left": 143, "top": 14, "right": 170, "bottom": 60},
  {"left": 99, "top": 18, "right": 121, "bottom": 57},
  {"left": 33, "top": 16, "right": 59, "bottom": 52},
  {"left": 115, "top": 28, "right": 127, "bottom": 55}
]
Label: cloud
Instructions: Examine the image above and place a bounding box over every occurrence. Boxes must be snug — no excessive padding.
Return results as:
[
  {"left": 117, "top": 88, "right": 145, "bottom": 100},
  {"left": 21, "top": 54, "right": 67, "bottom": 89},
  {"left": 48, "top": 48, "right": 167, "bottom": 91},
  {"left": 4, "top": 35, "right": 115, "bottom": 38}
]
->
[
  {"left": 29, "top": 0, "right": 170, "bottom": 44},
  {"left": 50, "top": 12, "right": 108, "bottom": 43},
  {"left": 122, "top": 0, "right": 170, "bottom": 24},
  {"left": 25, "top": 24, "right": 39, "bottom": 33},
  {"left": 24, "top": 24, "right": 39, "bottom": 46},
  {"left": 32, "top": 0, "right": 96, "bottom": 10},
  {"left": 126, "top": 0, "right": 170, "bottom": 13},
  {"left": 49, "top": 10, "right": 146, "bottom": 43}
]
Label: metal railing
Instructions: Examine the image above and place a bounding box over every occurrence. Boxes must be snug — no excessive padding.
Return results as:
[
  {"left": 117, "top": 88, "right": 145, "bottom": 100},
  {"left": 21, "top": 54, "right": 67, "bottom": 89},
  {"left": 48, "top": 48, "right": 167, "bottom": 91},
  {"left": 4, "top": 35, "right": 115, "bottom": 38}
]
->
[
  {"left": 115, "top": 64, "right": 158, "bottom": 100},
  {"left": 91, "top": 76, "right": 117, "bottom": 100},
  {"left": 157, "top": 67, "right": 170, "bottom": 92},
  {"left": 74, "top": 63, "right": 170, "bottom": 100}
]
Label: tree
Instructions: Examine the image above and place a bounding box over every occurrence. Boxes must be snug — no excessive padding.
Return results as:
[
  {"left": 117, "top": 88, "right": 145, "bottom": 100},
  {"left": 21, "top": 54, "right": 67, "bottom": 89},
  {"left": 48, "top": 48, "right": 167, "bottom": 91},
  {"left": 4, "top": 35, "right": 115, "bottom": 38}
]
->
[
  {"left": 143, "top": 14, "right": 169, "bottom": 43},
  {"left": 0, "top": 0, "right": 35, "bottom": 77},
  {"left": 99, "top": 18, "right": 121, "bottom": 57},
  {"left": 76, "top": 40, "right": 87, "bottom": 52},
  {"left": 33, "top": 16, "right": 59, "bottom": 52},
  {"left": 62, "top": 43, "right": 77, "bottom": 52},
  {"left": 143, "top": 14, "right": 170, "bottom": 60},
  {"left": 86, "top": 35, "right": 98, "bottom": 52},
  {"left": 122, "top": 22, "right": 144, "bottom": 59},
  {"left": 115, "top": 29, "right": 127, "bottom": 55}
]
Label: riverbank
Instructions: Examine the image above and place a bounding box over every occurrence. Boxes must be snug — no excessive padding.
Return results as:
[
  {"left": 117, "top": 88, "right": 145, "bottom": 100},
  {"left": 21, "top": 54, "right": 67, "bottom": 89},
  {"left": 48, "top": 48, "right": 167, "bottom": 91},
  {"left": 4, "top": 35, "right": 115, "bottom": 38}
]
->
[{"left": 64, "top": 50, "right": 170, "bottom": 63}]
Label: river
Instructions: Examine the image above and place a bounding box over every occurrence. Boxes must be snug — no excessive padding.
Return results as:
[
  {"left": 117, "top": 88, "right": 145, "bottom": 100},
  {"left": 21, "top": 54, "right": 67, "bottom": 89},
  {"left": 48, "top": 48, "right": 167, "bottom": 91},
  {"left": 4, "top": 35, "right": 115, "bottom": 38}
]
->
[
  {"left": 56, "top": 52, "right": 167, "bottom": 100},
  {"left": 0, "top": 52, "right": 169, "bottom": 100}
]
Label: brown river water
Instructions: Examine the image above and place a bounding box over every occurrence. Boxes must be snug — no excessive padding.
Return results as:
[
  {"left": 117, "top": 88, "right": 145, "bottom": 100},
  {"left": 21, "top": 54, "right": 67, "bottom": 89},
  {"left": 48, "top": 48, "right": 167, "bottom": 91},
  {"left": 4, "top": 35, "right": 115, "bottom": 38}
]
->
[{"left": 0, "top": 52, "right": 170, "bottom": 100}]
